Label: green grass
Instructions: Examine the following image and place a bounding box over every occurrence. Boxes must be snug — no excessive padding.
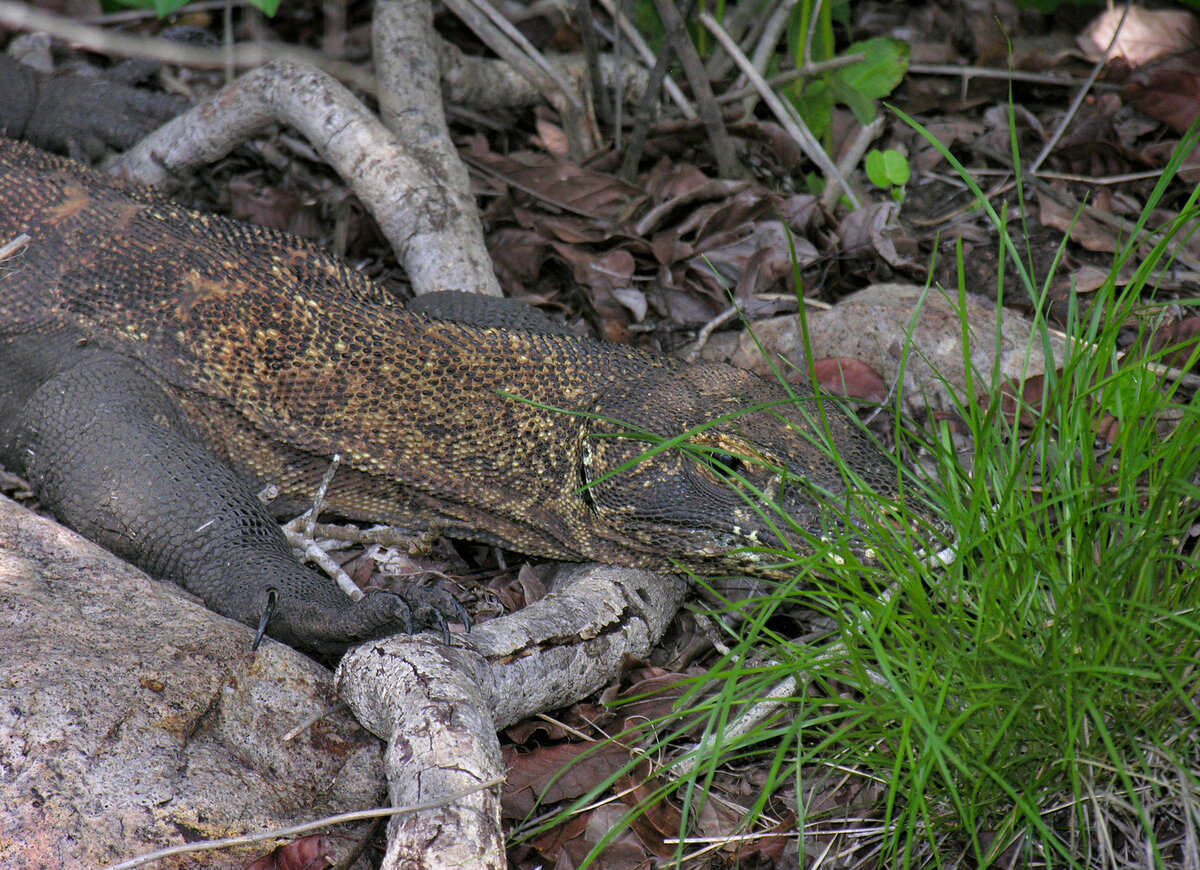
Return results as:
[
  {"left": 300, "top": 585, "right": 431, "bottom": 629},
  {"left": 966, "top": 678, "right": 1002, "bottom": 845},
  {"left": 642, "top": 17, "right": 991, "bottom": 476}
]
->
[
  {"left": 510, "top": 124, "right": 1200, "bottom": 866},
  {"left": 706, "top": 136, "right": 1200, "bottom": 865}
]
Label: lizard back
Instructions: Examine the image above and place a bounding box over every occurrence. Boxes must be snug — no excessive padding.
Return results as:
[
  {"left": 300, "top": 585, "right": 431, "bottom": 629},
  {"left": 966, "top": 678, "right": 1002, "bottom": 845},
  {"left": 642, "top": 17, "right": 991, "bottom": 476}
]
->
[{"left": 0, "top": 138, "right": 928, "bottom": 575}]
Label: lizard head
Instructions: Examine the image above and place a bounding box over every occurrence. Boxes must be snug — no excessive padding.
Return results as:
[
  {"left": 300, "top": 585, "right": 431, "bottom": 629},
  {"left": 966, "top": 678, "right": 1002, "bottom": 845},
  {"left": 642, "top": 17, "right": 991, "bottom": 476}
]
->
[{"left": 578, "top": 361, "right": 948, "bottom": 577}]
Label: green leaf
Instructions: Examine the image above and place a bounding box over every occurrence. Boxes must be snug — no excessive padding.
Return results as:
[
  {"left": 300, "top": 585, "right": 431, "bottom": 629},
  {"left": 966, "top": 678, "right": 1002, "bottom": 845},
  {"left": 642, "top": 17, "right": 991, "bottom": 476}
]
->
[
  {"left": 789, "top": 78, "right": 833, "bottom": 140},
  {"left": 866, "top": 148, "right": 912, "bottom": 188},
  {"left": 104, "top": 0, "right": 280, "bottom": 17},
  {"left": 881, "top": 148, "right": 911, "bottom": 185},
  {"left": 633, "top": 0, "right": 666, "bottom": 53},
  {"left": 865, "top": 150, "right": 890, "bottom": 189},
  {"left": 128, "top": 0, "right": 281, "bottom": 16},
  {"left": 836, "top": 37, "right": 910, "bottom": 103},
  {"left": 831, "top": 75, "right": 877, "bottom": 126},
  {"left": 103, "top": 0, "right": 189, "bottom": 15},
  {"left": 788, "top": 38, "right": 910, "bottom": 133}
]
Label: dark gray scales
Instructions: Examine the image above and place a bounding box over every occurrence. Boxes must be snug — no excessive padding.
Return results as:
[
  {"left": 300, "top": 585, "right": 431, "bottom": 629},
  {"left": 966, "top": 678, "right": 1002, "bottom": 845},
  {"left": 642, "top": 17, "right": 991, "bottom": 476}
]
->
[{"left": 0, "top": 139, "right": 925, "bottom": 654}]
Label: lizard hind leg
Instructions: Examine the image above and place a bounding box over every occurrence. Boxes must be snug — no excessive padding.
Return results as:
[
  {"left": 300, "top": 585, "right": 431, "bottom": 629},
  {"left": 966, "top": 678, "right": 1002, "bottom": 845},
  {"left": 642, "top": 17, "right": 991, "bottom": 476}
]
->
[{"left": 5, "top": 350, "right": 423, "bottom": 655}]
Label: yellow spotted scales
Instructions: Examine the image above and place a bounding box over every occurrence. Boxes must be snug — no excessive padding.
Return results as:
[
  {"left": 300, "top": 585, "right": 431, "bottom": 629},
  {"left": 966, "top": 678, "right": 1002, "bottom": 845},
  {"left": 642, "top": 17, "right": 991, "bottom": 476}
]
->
[{"left": 0, "top": 138, "right": 927, "bottom": 591}]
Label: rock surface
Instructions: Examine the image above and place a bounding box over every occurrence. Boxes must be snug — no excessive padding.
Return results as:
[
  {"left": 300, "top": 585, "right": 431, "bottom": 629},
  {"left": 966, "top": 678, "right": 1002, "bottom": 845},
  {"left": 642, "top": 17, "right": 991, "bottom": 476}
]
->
[
  {"left": 703, "top": 283, "right": 1066, "bottom": 415},
  {"left": 0, "top": 495, "right": 384, "bottom": 869}
]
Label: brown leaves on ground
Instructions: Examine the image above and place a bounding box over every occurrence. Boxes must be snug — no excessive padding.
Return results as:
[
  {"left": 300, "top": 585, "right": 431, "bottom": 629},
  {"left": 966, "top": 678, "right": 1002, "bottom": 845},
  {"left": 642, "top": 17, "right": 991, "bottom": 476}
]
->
[
  {"left": 499, "top": 658, "right": 816, "bottom": 868},
  {"left": 466, "top": 131, "right": 826, "bottom": 338},
  {"left": 1150, "top": 314, "right": 1200, "bottom": 371},
  {"left": 1123, "top": 50, "right": 1200, "bottom": 134},
  {"left": 243, "top": 835, "right": 336, "bottom": 870},
  {"left": 447, "top": 2, "right": 1200, "bottom": 452}
]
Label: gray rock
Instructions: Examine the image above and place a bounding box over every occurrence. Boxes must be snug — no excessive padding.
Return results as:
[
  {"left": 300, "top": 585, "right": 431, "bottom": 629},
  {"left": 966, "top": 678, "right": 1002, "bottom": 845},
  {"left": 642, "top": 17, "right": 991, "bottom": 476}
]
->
[{"left": 0, "top": 495, "right": 384, "bottom": 869}]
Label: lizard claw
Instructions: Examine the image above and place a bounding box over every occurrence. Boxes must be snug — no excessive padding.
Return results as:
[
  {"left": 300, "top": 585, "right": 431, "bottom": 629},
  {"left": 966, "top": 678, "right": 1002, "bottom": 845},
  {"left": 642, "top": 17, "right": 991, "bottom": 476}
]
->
[
  {"left": 249, "top": 573, "right": 470, "bottom": 655},
  {"left": 252, "top": 587, "right": 279, "bottom": 651},
  {"left": 395, "top": 585, "right": 472, "bottom": 645},
  {"left": 265, "top": 584, "right": 477, "bottom": 655}
]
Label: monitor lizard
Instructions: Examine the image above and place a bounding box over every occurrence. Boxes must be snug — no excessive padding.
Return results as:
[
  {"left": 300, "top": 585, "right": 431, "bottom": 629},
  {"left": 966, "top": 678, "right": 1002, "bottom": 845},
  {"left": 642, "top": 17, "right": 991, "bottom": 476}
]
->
[{"left": 0, "top": 138, "right": 934, "bottom": 654}]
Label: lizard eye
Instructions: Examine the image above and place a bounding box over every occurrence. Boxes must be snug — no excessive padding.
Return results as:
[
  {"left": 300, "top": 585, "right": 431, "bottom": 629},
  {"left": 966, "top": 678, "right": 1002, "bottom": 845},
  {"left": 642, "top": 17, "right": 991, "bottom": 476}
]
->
[{"left": 702, "top": 451, "right": 744, "bottom": 479}]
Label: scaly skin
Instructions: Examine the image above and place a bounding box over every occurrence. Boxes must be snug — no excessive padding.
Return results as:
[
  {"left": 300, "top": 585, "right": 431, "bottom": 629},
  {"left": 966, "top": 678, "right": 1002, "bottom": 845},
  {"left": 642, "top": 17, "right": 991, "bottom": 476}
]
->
[{"left": 0, "top": 139, "right": 925, "bottom": 652}]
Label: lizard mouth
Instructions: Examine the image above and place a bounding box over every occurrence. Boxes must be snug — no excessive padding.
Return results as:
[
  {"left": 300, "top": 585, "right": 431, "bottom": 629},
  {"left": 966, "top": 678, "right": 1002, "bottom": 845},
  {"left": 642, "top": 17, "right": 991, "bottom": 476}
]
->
[{"left": 717, "top": 496, "right": 958, "bottom": 576}]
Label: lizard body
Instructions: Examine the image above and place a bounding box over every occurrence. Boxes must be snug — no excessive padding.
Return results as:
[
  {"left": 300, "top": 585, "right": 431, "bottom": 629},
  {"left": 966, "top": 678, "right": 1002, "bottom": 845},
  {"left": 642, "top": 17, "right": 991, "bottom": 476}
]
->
[{"left": 0, "top": 139, "right": 921, "bottom": 652}]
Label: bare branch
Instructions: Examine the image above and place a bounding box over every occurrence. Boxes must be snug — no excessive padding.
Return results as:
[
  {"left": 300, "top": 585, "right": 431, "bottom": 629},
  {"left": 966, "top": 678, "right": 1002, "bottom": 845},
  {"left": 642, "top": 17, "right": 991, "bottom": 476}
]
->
[{"left": 111, "top": 59, "right": 502, "bottom": 296}]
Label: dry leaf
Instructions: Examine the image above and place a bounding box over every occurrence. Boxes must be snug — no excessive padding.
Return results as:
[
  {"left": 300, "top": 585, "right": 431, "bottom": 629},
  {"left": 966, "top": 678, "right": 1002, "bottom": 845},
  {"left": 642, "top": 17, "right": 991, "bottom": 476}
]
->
[
  {"left": 1071, "top": 263, "right": 1116, "bottom": 293},
  {"left": 501, "top": 742, "right": 631, "bottom": 819},
  {"left": 812, "top": 357, "right": 888, "bottom": 404},
  {"left": 1124, "top": 53, "right": 1200, "bottom": 133},
  {"left": 1038, "top": 191, "right": 1118, "bottom": 252},
  {"left": 243, "top": 835, "right": 335, "bottom": 870},
  {"left": 1080, "top": 4, "right": 1200, "bottom": 67},
  {"left": 989, "top": 374, "right": 1048, "bottom": 429},
  {"left": 532, "top": 117, "right": 569, "bottom": 157},
  {"left": 1150, "top": 314, "right": 1200, "bottom": 370}
]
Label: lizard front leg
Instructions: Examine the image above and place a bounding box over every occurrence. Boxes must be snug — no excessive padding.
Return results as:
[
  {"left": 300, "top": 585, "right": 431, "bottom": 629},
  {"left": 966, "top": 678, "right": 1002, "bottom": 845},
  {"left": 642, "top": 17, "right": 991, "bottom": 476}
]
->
[{"left": 2, "top": 349, "right": 428, "bottom": 655}]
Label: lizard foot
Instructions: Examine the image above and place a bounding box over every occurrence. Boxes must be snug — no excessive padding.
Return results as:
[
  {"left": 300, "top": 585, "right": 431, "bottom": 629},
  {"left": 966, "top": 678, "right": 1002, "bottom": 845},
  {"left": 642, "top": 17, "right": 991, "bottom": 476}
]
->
[
  {"left": 263, "top": 585, "right": 468, "bottom": 656},
  {"left": 396, "top": 584, "right": 472, "bottom": 645}
]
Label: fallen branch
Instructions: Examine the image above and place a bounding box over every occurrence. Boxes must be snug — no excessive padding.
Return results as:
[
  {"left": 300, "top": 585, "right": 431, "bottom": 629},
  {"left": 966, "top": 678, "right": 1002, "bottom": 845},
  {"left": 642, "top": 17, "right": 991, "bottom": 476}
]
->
[
  {"left": 337, "top": 565, "right": 687, "bottom": 870},
  {"left": 111, "top": 58, "right": 502, "bottom": 297}
]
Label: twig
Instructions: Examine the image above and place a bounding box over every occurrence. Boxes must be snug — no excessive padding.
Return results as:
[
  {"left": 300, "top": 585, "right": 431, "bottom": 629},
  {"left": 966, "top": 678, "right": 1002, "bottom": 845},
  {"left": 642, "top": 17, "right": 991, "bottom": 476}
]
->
[
  {"left": 1029, "top": 3, "right": 1130, "bottom": 174},
  {"left": 575, "top": 0, "right": 613, "bottom": 130},
  {"left": 653, "top": 0, "right": 741, "bottom": 179},
  {"left": 618, "top": 0, "right": 699, "bottom": 181},
  {"left": 610, "top": 0, "right": 625, "bottom": 148},
  {"left": 100, "top": 777, "right": 506, "bottom": 870},
  {"left": 283, "top": 528, "right": 362, "bottom": 599},
  {"left": 670, "top": 636, "right": 892, "bottom": 781},
  {"left": 277, "top": 453, "right": 362, "bottom": 597},
  {"left": 595, "top": 0, "right": 693, "bottom": 116},
  {"left": 907, "top": 62, "right": 1113, "bottom": 89},
  {"left": 305, "top": 453, "right": 341, "bottom": 539},
  {"left": 281, "top": 702, "right": 350, "bottom": 741},
  {"left": 750, "top": 0, "right": 798, "bottom": 72},
  {"left": 703, "top": 0, "right": 772, "bottom": 81},
  {"left": 0, "top": 0, "right": 375, "bottom": 93},
  {"left": 0, "top": 233, "right": 30, "bottom": 261},
  {"left": 830, "top": 115, "right": 884, "bottom": 210},
  {"left": 443, "top": 0, "right": 595, "bottom": 156},
  {"left": 699, "top": 11, "right": 857, "bottom": 208},
  {"left": 742, "top": 0, "right": 797, "bottom": 114},
  {"left": 949, "top": 167, "right": 1167, "bottom": 186},
  {"left": 308, "top": 522, "right": 435, "bottom": 549},
  {"left": 684, "top": 304, "right": 739, "bottom": 362},
  {"left": 281, "top": 454, "right": 364, "bottom": 600},
  {"left": 802, "top": 0, "right": 824, "bottom": 67},
  {"left": 83, "top": 0, "right": 244, "bottom": 23},
  {"left": 461, "top": 151, "right": 625, "bottom": 220},
  {"left": 716, "top": 52, "right": 866, "bottom": 104},
  {"left": 906, "top": 178, "right": 1017, "bottom": 228},
  {"left": 470, "top": 0, "right": 583, "bottom": 107}
]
